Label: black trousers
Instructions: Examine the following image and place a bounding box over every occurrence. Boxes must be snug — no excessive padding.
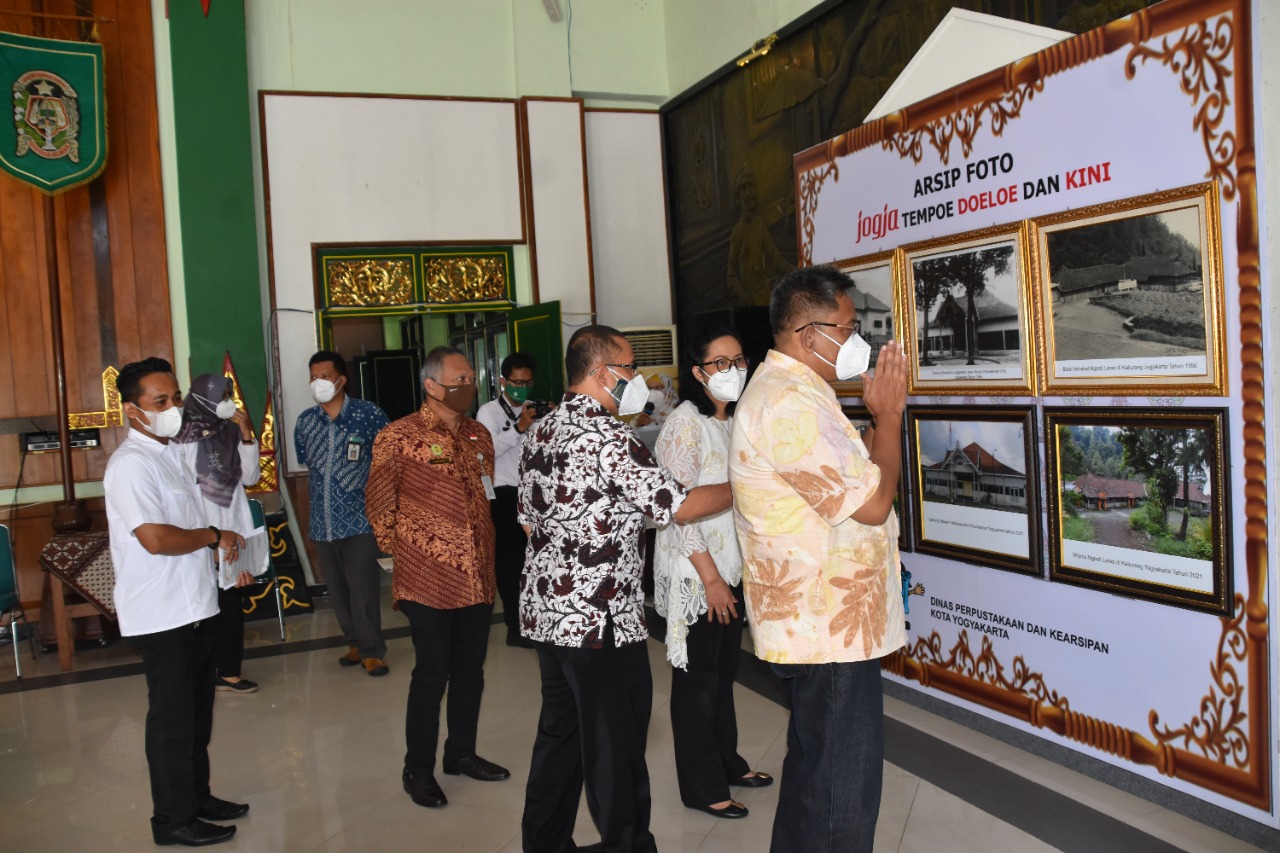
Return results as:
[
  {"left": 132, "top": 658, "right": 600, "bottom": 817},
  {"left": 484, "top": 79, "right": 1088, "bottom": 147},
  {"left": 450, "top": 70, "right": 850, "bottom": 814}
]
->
[
  {"left": 670, "top": 588, "right": 751, "bottom": 807},
  {"left": 314, "top": 532, "right": 386, "bottom": 658},
  {"left": 214, "top": 586, "right": 245, "bottom": 678},
  {"left": 522, "top": 630, "right": 656, "bottom": 853},
  {"left": 129, "top": 618, "right": 217, "bottom": 831},
  {"left": 490, "top": 486, "right": 527, "bottom": 639},
  {"left": 399, "top": 600, "right": 493, "bottom": 774}
]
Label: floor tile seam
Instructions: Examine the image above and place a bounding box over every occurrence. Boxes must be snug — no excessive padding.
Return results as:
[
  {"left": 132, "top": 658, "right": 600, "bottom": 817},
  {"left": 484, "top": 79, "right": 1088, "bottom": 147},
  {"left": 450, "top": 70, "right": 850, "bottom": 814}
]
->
[{"left": 655, "top": 612, "right": 1183, "bottom": 853}]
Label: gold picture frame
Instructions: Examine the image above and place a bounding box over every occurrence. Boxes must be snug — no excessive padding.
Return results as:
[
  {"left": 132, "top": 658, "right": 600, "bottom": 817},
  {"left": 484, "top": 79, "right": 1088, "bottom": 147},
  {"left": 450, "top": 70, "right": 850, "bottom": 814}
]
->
[
  {"left": 899, "top": 223, "right": 1036, "bottom": 397},
  {"left": 1029, "top": 182, "right": 1226, "bottom": 396},
  {"left": 832, "top": 250, "right": 900, "bottom": 397},
  {"left": 1043, "top": 407, "right": 1231, "bottom": 616}
]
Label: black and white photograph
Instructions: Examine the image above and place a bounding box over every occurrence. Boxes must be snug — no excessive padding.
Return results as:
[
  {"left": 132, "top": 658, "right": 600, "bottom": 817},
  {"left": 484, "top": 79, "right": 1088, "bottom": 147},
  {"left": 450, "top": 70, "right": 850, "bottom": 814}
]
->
[
  {"left": 834, "top": 252, "right": 897, "bottom": 396},
  {"left": 901, "top": 225, "right": 1036, "bottom": 396},
  {"left": 1032, "top": 183, "right": 1226, "bottom": 395},
  {"left": 907, "top": 406, "right": 1039, "bottom": 574},
  {"left": 1044, "top": 408, "right": 1230, "bottom": 614}
]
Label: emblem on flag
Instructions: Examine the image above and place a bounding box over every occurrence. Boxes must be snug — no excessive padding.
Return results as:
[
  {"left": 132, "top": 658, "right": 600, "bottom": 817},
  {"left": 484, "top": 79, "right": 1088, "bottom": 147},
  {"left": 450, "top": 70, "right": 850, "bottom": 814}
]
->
[{"left": 0, "top": 32, "right": 105, "bottom": 194}]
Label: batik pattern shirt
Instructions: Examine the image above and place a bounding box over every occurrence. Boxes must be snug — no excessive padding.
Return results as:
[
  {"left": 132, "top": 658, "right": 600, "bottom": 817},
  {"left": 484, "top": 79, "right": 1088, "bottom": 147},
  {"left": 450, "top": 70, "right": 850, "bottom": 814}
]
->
[
  {"left": 294, "top": 396, "right": 388, "bottom": 542},
  {"left": 518, "top": 393, "right": 687, "bottom": 649},
  {"left": 728, "top": 349, "right": 906, "bottom": 665},
  {"left": 366, "top": 404, "right": 496, "bottom": 610}
]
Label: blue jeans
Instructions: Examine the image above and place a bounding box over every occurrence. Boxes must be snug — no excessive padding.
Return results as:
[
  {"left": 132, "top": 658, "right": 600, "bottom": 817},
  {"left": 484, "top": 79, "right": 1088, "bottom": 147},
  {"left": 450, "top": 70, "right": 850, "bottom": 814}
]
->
[{"left": 768, "top": 659, "right": 884, "bottom": 853}]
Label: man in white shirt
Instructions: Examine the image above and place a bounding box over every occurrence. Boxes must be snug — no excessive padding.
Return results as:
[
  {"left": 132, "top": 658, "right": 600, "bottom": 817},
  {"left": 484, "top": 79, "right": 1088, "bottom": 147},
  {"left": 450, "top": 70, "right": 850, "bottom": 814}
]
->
[
  {"left": 104, "top": 357, "right": 249, "bottom": 847},
  {"left": 475, "top": 352, "right": 538, "bottom": 648}
]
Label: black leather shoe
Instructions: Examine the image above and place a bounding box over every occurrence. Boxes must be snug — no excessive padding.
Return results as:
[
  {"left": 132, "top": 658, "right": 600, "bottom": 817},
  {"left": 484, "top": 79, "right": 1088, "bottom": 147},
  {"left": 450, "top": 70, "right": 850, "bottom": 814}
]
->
[
  {"left": 153, "top": 818, "right": 237, "bottom": 846},
  {"left": 442, "top": 753, "right": 510, "bottom": 781},
  {"left": 197, "top": 795, "right": 249, "bottom": 822},
  {"left": 736, "top": 771, "right": 773, "bottom": 788},
  {"left": 687, "top": 801, "right": 749, "bottom": 819},
  {"left": 403, "top": 767, "right": 447, "bottom": 807}
]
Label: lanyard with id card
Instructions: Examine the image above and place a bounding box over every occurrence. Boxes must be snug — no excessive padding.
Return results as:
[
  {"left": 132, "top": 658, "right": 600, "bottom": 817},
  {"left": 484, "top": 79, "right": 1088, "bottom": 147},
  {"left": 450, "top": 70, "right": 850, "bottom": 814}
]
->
[
  {"left": 478, "top": 451, "right": 496, "bottom": 501},
  {"left": 346, "top": 436, "right": 363, "bottom": 462}
]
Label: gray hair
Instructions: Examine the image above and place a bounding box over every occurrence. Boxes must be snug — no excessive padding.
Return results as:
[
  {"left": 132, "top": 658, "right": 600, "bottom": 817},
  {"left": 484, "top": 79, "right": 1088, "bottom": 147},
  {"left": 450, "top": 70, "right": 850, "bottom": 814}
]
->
[{"left": 421, "top": 345, "right": 465, "bottom": 382}]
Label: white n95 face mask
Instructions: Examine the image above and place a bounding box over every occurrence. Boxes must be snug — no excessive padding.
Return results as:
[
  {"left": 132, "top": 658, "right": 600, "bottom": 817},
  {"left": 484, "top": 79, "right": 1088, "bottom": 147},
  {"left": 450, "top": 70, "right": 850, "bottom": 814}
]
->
[
  {"left": 609, "top": 368, "right": 651, "bottom": 417},
  {"left": 814, "top": 329, "right": 872, "bottom": 381},
  {"left": 705, "top": 367, "right": 747, "bottom": 402},
  {"left": 215, "top": 399, "right": 237, "bottom": 419},
  {"left": 310, "top": 378, "right": 338, "bottom": 404},
  {"left": 138, "top": 405, "right": 183, "bottom": 438}
]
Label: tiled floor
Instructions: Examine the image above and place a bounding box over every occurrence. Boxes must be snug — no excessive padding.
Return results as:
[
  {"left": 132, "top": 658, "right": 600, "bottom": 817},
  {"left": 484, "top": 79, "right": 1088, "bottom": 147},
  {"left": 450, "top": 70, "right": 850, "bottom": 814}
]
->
[{"left": 0, "top": 592, "right": 1270, "bottom": 852}]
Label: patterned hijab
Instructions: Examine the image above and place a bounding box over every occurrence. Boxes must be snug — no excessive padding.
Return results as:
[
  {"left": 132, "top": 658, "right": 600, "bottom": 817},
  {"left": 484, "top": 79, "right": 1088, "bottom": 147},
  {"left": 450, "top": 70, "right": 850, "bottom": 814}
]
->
[{"left": 174, "top": 374, "right": 243, "bottom": 508}]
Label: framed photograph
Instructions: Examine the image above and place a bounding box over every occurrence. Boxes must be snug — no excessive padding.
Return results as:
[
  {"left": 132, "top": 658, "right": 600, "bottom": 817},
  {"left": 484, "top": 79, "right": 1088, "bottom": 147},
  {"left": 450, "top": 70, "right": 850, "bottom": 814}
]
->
[
  {"left": 832, "top": 250, "right": 899, "bottom": 397},
  {"left": 906, "top": 406, "right": 1039, "bottom": 574},
  {"left": 899, "top": 223, "right": 1036, "bottom": 396},
  {"left": 1030, "top": 182, "right": 1226, "bottom": 396},
  {"left": 843, "top": 403, "right": 911, "bottom": 553},
  {"left": 1043, "top": 408, "right": 1230, "bottom": 615}
]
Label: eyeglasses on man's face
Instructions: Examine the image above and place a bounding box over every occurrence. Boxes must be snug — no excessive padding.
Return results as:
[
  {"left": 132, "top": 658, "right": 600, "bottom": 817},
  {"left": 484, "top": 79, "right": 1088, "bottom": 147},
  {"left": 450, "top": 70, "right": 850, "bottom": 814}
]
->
[
  {"left": 505, "top": 378, "right": 536, "bottom": 388},
  {"left": 794, "top": 321, "right": 861, "bottom": 337},
  {"left": 696, "top": 355, "right": 750, "bottom": 373},
  {"left": 604, "top": 363, "right": 638, "bottom": 376}
]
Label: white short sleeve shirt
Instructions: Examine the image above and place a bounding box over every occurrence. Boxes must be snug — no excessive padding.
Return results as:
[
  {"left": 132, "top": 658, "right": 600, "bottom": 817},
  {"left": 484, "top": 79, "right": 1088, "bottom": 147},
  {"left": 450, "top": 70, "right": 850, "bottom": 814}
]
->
[{"left": 105, "top": 430, "right": 218, "bottom": 636}]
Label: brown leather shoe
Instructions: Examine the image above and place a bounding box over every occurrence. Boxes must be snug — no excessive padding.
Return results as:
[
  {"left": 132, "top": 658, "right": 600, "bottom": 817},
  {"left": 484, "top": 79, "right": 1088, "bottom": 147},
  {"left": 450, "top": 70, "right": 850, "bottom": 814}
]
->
[
  {"left": 362, "top": 657, "right": 389, "bottom": 676},
  {"left": 338, "top": 646, "right": 361, "bottom": 667}
]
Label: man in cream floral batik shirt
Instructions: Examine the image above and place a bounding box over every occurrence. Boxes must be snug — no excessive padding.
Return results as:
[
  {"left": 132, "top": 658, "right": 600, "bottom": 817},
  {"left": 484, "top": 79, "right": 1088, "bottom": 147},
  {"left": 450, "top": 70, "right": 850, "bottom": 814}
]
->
[{"left": 729, "top": 265, "right": 909, "bottom": 853}]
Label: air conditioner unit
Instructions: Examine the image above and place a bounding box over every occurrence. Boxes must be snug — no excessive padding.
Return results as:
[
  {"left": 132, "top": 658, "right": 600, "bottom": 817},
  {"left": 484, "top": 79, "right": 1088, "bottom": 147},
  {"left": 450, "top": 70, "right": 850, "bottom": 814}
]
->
[{"left": 616, "top": 325, "right": 679, "bottom": 386}]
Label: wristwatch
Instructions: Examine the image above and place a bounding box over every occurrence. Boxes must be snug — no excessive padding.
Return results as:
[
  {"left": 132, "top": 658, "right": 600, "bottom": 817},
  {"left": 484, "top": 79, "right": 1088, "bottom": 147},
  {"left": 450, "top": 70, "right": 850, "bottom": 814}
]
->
[{"left": 207, "top": 526, "right": 221, "bottom": 550}]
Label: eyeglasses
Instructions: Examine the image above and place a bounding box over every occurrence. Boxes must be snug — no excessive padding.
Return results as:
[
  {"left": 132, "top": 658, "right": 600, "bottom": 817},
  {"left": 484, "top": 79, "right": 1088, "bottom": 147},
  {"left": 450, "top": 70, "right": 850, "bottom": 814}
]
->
[
  {"left": 505, "top": 378, "right": 536, "bottom": 387},
  {"left": 604, "top": 363, "right": 638, "bottom": 374},
  {"left": 794, "top": 321, "right": 860, "bottom": 336},
  {"left": 696, "top": 355, "right": 750, "bottom": 373}
]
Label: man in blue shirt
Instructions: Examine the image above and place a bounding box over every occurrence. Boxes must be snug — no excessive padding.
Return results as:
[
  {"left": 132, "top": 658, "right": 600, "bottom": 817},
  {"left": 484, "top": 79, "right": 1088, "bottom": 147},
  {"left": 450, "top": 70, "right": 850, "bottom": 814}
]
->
[{"left": 294, "top": 350, "right": 391, "bottom": 675}]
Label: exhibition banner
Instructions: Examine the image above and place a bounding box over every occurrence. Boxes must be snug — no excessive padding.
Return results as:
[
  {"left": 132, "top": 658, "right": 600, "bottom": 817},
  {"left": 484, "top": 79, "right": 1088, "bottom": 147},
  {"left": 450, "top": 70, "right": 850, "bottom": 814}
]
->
[{"left": 796, "top": 0, "right": 1271, "bottom": 822}]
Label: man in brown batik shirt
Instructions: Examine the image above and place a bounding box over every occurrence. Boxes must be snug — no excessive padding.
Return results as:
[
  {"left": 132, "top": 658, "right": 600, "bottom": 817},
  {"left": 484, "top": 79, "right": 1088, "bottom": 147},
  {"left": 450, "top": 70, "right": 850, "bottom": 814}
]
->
[{"left": 366, "top": 346, "right": 509, "bottom": 810}]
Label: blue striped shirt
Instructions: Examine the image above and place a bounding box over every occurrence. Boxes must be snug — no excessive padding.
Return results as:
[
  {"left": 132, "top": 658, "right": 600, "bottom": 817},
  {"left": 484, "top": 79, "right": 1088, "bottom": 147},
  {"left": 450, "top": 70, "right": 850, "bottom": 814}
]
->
[{"left": 294, "top": 395, "right": 389, "bottom": 542}]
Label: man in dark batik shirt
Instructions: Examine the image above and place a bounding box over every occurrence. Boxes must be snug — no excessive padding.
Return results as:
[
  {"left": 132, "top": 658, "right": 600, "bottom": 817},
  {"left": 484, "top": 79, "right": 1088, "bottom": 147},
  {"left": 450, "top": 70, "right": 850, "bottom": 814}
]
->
[{"left": 517, "top": 325, "right": 733, "bottom": 853}]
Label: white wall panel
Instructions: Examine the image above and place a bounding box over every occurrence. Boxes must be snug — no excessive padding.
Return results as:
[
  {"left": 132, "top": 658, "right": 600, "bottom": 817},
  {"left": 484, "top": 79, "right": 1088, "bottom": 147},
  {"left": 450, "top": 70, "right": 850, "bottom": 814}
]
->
[
  {"left": 261, "top": 93, "right": 524, "bottom": 469},
  {"left": 585, "top": 111, "right": 673, "bottom": 329},
  {"left": 523, "top": 99, "right": 594, "bottom": 323}
]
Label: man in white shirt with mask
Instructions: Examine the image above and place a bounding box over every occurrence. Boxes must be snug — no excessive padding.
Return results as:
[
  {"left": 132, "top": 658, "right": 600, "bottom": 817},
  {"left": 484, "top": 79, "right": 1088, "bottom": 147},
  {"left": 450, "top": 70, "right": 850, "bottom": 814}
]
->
[
  {"left": 475, "top": 351, "right": 540, "bottom": 648},
  {"left": 104, "top": 357, "right": 249, "bottom": 847}
]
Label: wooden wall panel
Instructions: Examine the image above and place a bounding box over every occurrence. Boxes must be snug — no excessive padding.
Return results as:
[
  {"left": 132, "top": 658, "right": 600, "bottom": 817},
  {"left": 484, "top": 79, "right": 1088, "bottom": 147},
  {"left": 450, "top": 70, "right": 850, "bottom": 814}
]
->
[
  {"left": 0, "top": 499, "right": 108, "bottom": 611},
  {"left": 0, "top": 0, "right": 170, "bottom": 492}
]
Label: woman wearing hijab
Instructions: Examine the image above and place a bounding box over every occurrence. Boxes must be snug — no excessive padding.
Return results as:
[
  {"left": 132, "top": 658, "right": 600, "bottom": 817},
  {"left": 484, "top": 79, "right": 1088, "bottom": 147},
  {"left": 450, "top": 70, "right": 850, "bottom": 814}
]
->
[
  {"left": 654, "top": 325, "right": 772, "bottom": 819},
  {"left": 174, "top": 373, "right": 266, "bottom": 693}
]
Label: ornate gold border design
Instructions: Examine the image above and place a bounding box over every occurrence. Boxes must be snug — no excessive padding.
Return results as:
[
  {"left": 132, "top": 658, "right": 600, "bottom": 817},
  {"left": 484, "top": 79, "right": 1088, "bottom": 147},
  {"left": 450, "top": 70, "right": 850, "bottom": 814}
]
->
[
  {"left": 881, "top": 79, "right": 1043, "bottom": 168},
  {"left": 67, "top": 366, "right": 122, "bottom": 430},
  {"left": 1124, "top": 15, "right": 1236, "bottom": 200},
  {"left": 862, "top": 0, "right": 1268, "bottom": 810},
  {"left": 796, "top": 161, "right": 837, "bottom": 267}
]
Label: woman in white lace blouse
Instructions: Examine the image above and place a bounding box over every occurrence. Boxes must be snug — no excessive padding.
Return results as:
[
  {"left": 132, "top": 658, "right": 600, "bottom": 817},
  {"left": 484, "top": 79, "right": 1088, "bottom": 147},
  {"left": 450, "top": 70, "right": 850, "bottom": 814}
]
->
[{"left": 654, "top": 326, "right": 773, "bottom": 820}]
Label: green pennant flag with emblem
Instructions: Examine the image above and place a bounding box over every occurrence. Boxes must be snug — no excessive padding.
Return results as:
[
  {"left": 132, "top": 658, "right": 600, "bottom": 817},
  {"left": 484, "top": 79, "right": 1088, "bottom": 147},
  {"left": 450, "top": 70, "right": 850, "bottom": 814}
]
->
[{"left": 0, "top": 32, "right": 105, "bottom": 195}]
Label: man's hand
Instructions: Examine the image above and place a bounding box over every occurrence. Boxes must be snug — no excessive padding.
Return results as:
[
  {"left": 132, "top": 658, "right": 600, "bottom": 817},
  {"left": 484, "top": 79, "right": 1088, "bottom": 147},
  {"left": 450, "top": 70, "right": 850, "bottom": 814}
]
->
[
  {"left": 218, "top": 529, "right": 247, "bottom": 564},
  {"left": 235, "top": 570, "right": 255, "bottom": 588},
  {"left": 860, "top": 341, "right": 908, "bottom": 422},
  {"left": 517, "top": 403, "right": 536, "bottom": 434},
  {"left": 231, "top": 408, "right": 254, "bottom": 441}
]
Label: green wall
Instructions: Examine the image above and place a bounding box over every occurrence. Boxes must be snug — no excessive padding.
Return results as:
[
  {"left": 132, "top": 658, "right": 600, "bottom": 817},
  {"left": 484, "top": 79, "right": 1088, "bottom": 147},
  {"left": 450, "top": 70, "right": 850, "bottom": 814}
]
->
[{"left": 168, "top": 0, "right": 267, "bottom": 418}]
